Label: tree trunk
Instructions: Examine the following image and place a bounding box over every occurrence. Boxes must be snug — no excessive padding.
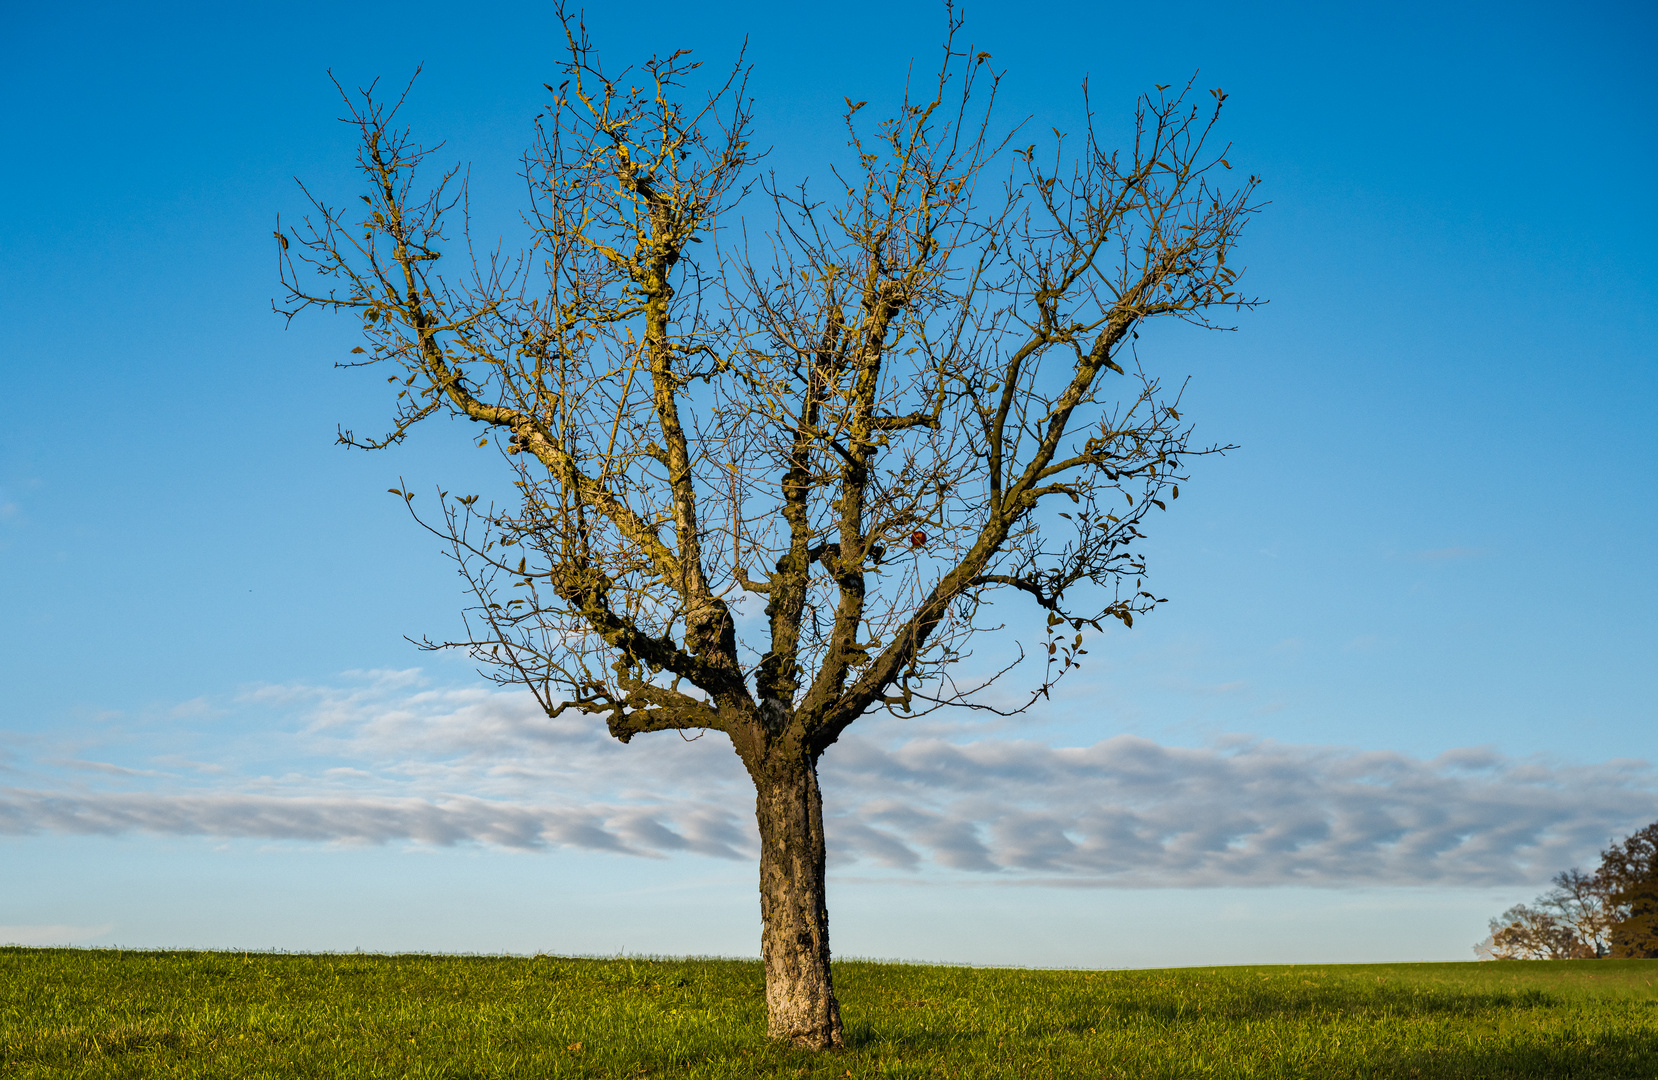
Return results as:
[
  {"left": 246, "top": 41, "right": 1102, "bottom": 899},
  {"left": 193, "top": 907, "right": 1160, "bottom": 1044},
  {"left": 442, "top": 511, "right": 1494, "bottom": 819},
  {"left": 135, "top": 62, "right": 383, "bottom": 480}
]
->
[{"left": 753, "top": 750, "right": 844, "bottom": 1049}]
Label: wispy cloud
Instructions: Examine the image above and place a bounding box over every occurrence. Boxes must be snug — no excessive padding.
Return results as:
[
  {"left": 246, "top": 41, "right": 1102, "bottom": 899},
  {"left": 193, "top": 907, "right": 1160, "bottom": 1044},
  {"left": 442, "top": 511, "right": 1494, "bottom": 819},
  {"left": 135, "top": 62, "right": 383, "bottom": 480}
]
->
[
  {"left": 0, "top": 923, "right": 114, "bottom": 946},
  {"left": 3, "top": 672, "right": 1653, "bottom": 888},
  {"left": 0, "top": 789, "right": 748, "bottom": 859},
  {"left": 49, "top": 759, "right": 166, "bottom": 778},
  {"left": 1410, "top": 546, "right": 1491, "bottom": 562}
]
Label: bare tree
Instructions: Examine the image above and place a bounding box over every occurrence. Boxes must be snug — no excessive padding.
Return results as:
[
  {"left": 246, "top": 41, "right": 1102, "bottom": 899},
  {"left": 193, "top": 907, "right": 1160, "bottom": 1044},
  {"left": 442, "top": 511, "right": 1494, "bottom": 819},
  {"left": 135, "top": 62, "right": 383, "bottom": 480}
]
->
[
  {"left": 1475, "top": 869, "right": 1616, "bottom": 960},
  {"left": 278, "top": 11, "right": 1259, "bottom": 1048},
  {"left": 1551, "top": 868, "right": 1620, "bottom": 957},
  {"left": 1477, "top": 902, "right": 1588, "bottom": 961}
]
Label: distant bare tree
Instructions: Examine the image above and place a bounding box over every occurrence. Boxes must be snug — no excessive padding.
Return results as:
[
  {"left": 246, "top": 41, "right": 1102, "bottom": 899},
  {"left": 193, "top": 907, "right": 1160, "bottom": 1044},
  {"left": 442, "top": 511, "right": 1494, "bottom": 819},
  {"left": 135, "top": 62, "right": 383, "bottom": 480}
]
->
[
  {"left": 279, "top": 9, "right": 1259, "bottom": 1048},
  {"left": 1476, "top": 869, "right": 1615, "bottom": 960},
  {"left": 1477, "top": 903, "right": 1585, "bottom": 961}
]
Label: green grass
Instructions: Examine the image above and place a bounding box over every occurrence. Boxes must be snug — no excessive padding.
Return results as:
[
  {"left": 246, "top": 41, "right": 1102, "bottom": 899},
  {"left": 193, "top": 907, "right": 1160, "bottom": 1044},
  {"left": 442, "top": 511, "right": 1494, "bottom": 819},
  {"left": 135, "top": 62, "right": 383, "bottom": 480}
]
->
[{"left": 1, "top": 948, "right": 1654, "bottom": 1078}]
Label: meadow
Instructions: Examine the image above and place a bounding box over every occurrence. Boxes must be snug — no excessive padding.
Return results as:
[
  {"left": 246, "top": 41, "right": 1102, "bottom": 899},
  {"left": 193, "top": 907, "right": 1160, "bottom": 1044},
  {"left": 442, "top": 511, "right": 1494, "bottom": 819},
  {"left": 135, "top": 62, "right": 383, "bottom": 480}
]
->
[{"left": 1, "top": 947, "right": 1653, "bottom": 1078}]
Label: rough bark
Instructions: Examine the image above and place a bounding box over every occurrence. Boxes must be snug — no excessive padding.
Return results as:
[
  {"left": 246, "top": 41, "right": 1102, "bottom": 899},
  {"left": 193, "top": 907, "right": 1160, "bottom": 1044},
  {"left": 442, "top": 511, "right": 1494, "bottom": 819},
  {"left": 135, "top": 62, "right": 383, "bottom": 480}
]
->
[{"left": 752, "top": 747, "right": 843, "bottom": 1048}]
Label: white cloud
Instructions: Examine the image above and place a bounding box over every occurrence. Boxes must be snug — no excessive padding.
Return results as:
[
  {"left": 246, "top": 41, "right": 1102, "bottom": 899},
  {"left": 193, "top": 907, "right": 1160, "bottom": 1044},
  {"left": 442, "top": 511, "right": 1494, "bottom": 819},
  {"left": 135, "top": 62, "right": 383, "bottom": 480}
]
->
[{"left": 4, "top": 672, "right": 1654, "bottom": 888}]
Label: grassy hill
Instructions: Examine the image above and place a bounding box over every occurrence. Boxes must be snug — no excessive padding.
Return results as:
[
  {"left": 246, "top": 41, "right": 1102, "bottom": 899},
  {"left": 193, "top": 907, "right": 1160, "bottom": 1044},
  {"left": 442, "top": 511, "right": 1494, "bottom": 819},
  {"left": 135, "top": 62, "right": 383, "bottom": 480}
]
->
[{"left": 2, "top": 947, "right": 1654, "bottom": 1077}]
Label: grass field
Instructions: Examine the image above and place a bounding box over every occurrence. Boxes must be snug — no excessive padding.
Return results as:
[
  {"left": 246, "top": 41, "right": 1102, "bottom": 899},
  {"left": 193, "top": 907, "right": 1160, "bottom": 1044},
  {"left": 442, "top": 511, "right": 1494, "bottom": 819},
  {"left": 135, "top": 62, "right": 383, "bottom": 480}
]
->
[{"left": 1, "top": 948, "right": 1654, "bottom": 1078}]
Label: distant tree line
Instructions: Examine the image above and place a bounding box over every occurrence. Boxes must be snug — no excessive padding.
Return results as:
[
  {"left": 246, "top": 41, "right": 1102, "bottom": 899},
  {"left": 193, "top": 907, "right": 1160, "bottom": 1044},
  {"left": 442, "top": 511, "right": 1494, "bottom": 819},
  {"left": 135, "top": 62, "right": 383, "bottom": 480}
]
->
[{"left": 1477, "top": 821, "right": 1658, "bottom": 960}]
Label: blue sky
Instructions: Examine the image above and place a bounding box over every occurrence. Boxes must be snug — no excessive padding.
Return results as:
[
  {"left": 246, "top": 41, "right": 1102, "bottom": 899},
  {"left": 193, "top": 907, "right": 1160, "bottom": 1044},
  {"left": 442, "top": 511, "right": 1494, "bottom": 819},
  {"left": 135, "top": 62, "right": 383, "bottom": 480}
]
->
[{"left": 2, "top": 0, "right": 1655, "bottom": 965}]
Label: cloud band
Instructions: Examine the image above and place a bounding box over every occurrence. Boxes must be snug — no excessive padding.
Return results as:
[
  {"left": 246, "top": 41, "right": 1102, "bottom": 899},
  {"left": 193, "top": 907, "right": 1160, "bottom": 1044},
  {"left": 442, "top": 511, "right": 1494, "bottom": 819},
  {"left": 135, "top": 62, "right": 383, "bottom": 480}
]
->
[{"left": 7, "top": 678, "right": 1653, "bottom": 889}]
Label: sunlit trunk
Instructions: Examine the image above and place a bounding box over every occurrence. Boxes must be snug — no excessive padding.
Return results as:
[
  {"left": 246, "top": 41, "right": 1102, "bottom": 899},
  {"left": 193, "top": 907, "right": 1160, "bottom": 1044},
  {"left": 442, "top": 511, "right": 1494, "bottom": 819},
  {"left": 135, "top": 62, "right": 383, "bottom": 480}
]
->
[{"left": 753, "top": 751, "right": 844, "bottom": 1048}]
